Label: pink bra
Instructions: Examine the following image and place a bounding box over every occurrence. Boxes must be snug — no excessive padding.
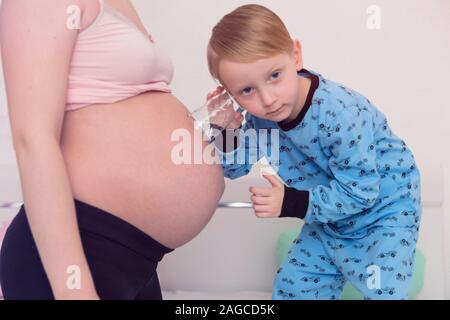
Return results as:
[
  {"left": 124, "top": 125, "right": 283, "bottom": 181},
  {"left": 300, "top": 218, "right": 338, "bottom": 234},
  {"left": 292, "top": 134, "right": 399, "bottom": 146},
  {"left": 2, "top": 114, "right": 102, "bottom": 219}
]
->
[{"left": 66, "top": 0, "right": 174, "bottom": 111}]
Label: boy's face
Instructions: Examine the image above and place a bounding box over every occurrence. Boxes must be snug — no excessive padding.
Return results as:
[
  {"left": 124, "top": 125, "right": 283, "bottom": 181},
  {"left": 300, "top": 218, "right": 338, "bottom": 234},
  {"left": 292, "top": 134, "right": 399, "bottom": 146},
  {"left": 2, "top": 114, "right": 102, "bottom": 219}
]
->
[{"left": 218, "top": 40, "right": 306, "bottom": 123}]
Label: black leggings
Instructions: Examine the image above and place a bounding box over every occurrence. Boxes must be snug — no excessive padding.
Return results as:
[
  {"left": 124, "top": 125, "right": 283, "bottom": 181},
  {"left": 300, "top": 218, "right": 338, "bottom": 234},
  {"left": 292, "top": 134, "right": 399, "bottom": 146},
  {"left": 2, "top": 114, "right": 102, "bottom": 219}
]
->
[{"left": 0, "top": 199, "right": 174, "bottom": 300}]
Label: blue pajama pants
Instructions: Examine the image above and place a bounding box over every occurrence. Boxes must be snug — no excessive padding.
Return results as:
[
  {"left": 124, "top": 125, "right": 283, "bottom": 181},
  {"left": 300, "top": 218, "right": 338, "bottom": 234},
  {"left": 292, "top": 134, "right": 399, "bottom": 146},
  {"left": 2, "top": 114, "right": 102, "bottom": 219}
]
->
[{"left": 272, "top": 222, "right": 419, "bottom": 300}]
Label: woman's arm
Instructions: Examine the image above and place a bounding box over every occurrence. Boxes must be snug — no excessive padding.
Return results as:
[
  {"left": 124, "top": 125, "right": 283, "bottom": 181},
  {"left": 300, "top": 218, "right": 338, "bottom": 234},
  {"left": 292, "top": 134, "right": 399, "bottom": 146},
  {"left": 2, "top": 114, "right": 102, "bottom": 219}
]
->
[{"left": 0, "top": 0, "right": 98, "bottom": 299}]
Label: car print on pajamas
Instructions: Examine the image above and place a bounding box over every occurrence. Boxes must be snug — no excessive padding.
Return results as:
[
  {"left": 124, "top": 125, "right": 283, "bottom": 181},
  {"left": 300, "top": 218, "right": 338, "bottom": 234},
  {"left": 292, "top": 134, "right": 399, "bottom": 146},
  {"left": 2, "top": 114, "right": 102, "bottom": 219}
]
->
[
  {"left": 366, "top": 240, "right": 379, "bottom": 252},
  {"left": 396, "top": 273, "right": 407, "bottom": 281},
  {"left": 400, "top": 239, "right": 410, "bottom": 247},
  {"left": 326, "top": 241, "right": 345, "bottom": 250},
  {"left": 343, "top": 257, "right": 362, "bottom": 264},
  {"left": 300, "top": 249, "right": 312, "bottom": 258},
  {"left": 313, "top": 264, "right": 326, "bottom": 273},
  {"left": 281, "top": 278, "right": 295, "bottom": 285},
  {"left": 382, "top": 232, "right": 396, "bottom": 238},
  {"left": 289, "top": 258, "right": 308, "bottom": 268},
  {"left": 300, "top": 276, "right": 320, "bottom": 283},
  {"left": 318, "top": 255, "right": 335, "bottom": 265},
  {"left": 380, "top": 265, "right": 395, "bottom": 272},
  {"left": 358, "top": 273, "right": 371, "bottom": 282},
  {"left": 277, "top": 290, "right": 296, "bottom": 299},
  {"left": 377, "top": 250, "right": 397, "bottom": 259},
  {"left": 376, "top": 287, "right": 396, "bottom": 296},
  {"left": 286, "top": 176, "right": 306, "bottom": 185},
  {"left": 308, "top": 230, "right": 322, "bottom": 241},
  {"left": 279, "top": 145, "right": 292, "bottom": 153}
]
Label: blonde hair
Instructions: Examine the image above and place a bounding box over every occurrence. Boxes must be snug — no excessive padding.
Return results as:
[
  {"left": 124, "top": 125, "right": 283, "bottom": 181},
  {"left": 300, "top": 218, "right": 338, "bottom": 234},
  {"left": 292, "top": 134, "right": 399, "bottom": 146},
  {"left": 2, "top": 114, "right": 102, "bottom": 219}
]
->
[{"left": 207, "top": 4, "right": 294, "bottom": 83}]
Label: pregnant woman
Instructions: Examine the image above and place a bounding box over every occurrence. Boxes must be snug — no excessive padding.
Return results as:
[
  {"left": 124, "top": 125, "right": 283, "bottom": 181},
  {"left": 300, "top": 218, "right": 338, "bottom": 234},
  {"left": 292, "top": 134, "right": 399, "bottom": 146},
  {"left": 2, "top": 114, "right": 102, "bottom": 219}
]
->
[{"left": 0, "top": 0, "right": 225, "bottom": 299}]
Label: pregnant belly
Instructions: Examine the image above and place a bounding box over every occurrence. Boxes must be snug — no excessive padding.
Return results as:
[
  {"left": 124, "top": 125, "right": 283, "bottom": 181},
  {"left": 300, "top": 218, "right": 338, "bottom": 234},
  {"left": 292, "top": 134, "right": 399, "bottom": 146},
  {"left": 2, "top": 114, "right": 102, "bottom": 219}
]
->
[{"left": 60, "top": 92, "right": 225, "bottom": 249}]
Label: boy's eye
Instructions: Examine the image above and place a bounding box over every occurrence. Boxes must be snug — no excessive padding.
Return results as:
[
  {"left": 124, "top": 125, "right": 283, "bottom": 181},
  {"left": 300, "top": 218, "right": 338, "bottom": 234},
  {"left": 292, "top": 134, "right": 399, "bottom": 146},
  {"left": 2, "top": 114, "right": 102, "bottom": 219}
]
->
[
  {"left": 270, "top": 72, "right": 280, "bottom": 80},
  {"left": 241, "top": 87, "right": 254, "bottom": 96}
]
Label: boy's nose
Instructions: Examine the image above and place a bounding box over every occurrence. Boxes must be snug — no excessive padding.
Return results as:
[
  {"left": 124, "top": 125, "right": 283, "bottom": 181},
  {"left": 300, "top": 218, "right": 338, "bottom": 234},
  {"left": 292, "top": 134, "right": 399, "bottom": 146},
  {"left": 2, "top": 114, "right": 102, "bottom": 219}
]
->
[{"left": 260, "top": 90, "right": 277, "bottom": 109}]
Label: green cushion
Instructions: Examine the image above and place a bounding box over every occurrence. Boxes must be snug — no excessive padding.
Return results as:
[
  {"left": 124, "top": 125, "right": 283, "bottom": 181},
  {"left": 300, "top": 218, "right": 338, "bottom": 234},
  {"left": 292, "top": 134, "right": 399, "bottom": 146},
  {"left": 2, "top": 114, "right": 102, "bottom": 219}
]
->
[{"left": 276, "top": 227, "right": 425, "bottom": 300}]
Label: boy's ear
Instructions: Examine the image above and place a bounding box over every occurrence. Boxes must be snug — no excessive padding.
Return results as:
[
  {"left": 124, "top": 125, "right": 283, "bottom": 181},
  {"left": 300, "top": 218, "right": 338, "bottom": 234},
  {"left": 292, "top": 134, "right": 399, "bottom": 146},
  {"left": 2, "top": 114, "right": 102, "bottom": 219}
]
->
[{"left": 292, "top": 39, "right": 303, "bottom": 71}]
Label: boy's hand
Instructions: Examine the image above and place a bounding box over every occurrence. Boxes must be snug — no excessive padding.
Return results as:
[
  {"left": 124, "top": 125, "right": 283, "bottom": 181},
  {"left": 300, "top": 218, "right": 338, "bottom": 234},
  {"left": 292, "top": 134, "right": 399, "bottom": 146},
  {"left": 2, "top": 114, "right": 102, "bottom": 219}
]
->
[
  {"left": 207, "top": 86, "right": 244, "bottom": 129},
  {"left": 249, "top": 174, "right": 285, "bottom": 218}
]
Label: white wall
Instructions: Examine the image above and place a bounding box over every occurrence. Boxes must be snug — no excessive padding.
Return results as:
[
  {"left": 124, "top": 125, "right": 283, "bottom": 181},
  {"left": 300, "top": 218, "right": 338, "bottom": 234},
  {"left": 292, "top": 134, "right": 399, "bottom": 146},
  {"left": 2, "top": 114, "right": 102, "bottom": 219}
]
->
[{"left": 0, "top": 0, "right": 449, "bottom": 297}]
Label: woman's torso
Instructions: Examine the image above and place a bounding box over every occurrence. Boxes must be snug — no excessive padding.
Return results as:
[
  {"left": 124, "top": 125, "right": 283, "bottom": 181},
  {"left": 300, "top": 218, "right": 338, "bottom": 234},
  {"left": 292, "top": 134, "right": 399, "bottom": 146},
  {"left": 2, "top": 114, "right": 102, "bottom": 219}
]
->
[{"left": 60, "top": 0, "right": 225, "bottom": 249}]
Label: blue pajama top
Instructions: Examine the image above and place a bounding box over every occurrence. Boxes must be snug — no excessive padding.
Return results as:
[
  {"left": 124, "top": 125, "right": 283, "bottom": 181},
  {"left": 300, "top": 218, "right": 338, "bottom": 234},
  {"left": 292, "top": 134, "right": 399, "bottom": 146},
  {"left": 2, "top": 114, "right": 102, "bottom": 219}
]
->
[{"left": 216, "top": 69, "right": 421, "bottom": 236}]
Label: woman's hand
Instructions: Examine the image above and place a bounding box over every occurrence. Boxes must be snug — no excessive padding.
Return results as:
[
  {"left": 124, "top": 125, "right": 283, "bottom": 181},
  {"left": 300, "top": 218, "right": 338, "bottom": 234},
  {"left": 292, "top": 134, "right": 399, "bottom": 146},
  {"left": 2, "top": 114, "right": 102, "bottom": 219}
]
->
[
  {"left": 249, "top": 174, "right": 285, "bottom": 218},
  {"left": 206, "top": 87, "right": 244, "bottom": 130}
]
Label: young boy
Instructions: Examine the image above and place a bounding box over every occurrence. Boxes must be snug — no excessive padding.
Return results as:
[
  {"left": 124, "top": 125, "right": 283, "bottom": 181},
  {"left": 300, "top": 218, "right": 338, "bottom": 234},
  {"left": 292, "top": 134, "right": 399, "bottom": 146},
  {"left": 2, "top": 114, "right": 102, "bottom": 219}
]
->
[{"left": 207, "top": 5, "right": 421, "bottom": 300}]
